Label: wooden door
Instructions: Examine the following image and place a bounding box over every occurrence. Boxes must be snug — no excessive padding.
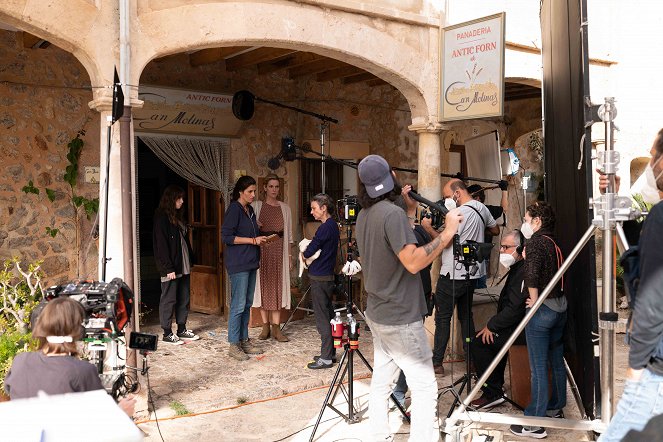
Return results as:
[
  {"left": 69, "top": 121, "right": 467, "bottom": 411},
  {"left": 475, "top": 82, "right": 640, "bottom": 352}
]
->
[{"left": 188, "top": 184, "right": 224, "bottom": 315}]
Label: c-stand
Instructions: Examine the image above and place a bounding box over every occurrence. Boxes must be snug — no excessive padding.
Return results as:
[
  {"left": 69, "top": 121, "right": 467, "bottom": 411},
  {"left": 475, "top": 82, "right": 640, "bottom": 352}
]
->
[{"left": 309, "top": 224, "right": 409, "bottom": 441}]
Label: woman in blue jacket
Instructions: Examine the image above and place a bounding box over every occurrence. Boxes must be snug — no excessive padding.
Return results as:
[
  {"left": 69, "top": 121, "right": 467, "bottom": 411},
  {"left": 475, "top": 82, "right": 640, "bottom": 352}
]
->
[{"left": 222, "top": 175, "right": 267, "bottom": 361}]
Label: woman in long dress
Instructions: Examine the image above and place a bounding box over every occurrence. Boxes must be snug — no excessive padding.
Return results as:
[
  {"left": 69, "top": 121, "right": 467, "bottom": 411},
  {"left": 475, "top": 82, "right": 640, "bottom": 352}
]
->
[{"left": 252, "top": 174, "right": 293, "bottom": 342}]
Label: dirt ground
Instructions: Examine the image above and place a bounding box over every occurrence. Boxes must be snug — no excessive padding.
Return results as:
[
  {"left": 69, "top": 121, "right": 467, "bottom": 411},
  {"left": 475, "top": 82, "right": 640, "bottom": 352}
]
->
[{"left": 131, "top": 311, "right": 629, "bottom": 442}]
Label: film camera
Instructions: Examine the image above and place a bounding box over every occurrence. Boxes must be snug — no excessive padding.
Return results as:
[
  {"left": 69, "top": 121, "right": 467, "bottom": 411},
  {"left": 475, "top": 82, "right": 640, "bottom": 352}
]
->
[
  {"left": 453, "top": 235, "right": 494, "bottom": 264},
  {"left": 44, "top": 278, "right": 133, "bottom": 338},
  {"left": 408, "top": 190, "right": 447, "bottom": 230},
  {"left": 338, "top": 195, "right": 361, "bottom": 225}
]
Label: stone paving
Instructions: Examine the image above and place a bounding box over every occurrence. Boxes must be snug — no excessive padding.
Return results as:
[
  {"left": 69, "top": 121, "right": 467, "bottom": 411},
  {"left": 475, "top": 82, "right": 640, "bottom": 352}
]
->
[{"left": 133, "top": 312, "right": 628, "bottom": 442}]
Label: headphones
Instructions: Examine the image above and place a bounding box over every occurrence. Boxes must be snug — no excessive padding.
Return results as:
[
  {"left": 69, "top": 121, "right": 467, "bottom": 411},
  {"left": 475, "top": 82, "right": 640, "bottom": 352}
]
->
[{"left": 514, "top": 229, "right": 525, "bottom": 255}]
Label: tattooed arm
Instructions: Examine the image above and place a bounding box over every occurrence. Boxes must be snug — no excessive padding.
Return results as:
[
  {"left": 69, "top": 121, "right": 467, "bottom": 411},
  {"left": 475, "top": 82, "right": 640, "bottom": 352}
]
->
[{"left": 397, "top": 209, "right": 463, "bottom": 274}]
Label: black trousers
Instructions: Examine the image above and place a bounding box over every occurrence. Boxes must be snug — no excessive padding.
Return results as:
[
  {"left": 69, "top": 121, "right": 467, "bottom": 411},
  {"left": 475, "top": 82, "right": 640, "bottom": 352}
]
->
[
  {"left": 311, "top": 279, "right": 335, "bottom": 360},
  {"left": 432, "top": 275, "right": 477, "bottom": 364},
  {"left": 470, "top": 328, "right": 512, "bottom": 396},
  {"left": 159, "top": 274, "right": 191, "bottom": 335}
]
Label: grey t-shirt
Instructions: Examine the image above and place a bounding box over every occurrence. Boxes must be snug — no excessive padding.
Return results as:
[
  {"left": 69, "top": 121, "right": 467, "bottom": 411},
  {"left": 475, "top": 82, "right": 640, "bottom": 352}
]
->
[
  {"left": 356, "top": 200, "right": 426, "bottom": 325},
  {"left": 4, "top": 351, "right": 104, "bottom": 399},
  {"left": 440, "top": 199, "right": 497, "bottom": 279}
]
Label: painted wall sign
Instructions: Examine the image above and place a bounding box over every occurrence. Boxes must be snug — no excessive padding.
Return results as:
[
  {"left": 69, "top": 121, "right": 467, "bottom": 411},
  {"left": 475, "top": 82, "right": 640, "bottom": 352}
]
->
[
  {"left": 134, "top": 85, "right": 243, "bottom": 136},
  {"left": 440, "top": 13, "right": 505, "bottom": 121}
]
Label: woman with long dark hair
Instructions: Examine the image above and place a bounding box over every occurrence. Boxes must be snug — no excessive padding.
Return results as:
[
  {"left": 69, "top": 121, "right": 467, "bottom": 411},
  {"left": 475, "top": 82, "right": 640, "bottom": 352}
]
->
[
  {"left": 301, "top": 193, "right": 339, "bottom": 369},
  {"left": 222, "top": 175, "right": 267, "bottom": 361},
  {"left": 510, "top": 201, "right": 566, "bottom": 439},
  {"left": 153, "top": 185, "right": 198, "bottom": 345},
  {"left": 251, "top": 174, "right": 293, "bottom": 342}
]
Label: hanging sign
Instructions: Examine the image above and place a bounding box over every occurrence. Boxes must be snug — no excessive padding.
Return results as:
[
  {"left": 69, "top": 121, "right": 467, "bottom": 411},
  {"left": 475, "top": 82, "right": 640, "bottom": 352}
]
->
[
  {"left": 440, "top": 13, "right": 505, "bottom": 121},
  {"left": 134, "top": 86, "right": 243, "bottom": 136}
]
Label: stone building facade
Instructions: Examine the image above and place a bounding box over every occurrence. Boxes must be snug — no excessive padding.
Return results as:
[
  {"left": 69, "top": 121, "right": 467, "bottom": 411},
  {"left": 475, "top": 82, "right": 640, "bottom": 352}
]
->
[{"left": 0, "top": 1, "right": 576, "bottom": 314}]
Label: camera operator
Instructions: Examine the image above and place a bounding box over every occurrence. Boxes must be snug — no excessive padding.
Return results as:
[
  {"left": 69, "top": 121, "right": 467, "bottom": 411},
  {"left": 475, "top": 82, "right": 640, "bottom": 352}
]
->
[
  {"left": 470, "top": 230, "right": 526, "bottom": 410},
  {"left": 599, "top": 129, "right": 663, "bottom": 441},
  {"left": 355, "top": 155, "right": 462, "bottom": 441},
  {"left": 4, "top": 297, "right": 135, "bottom": 417},
  {"left": 426, "top": 178, "right": 499, "bottom": 375}
]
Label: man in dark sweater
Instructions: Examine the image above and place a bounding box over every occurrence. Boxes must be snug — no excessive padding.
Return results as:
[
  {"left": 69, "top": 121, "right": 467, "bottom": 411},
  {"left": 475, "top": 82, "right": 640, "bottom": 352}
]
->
[{"left": 470, "top": 230, "right": 526, "bottom": 409}]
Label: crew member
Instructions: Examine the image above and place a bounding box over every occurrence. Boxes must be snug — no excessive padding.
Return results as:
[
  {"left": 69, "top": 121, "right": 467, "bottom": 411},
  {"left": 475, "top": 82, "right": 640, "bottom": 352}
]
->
[
  {"left": 4, "top": 297, "right": 135, "bottom": 416},
  {"left": 355, "top": 154, "right": 462, "bottom": 441},
  {"left": 426, "top": 178, "right": 499, "bottom": 375},
  {"left": 470, "top": 230, "right": 526, "bottom": 409},
  {"left": 599, "top": 129, "right": 663, "bottom": 441}
]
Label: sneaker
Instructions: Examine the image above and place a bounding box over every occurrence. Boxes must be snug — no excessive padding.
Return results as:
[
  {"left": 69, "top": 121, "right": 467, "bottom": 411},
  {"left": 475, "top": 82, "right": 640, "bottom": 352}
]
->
[
  {"left": 307, "top": 358, "right": 333, "bottom": 369},
  {"left": 433, "top": 362, "right": 445, "bottom": 375},
  {"left": 240, "top": 338, "right": 264, "bottom": 355},
  {"left": 314, "top": 354, "right": 338, "bottom": 363},
  {"left": 470, "top": 392, "right": 506, "bottom": 410},
  {"left": 177, "top": 330, "right": 200, "bottom": 341},
  {"left": 163, "top": 333, "right": 184, "bottom": 345},
  {"left": 546, "top": 409, "right": 564, "bottom": 419},
  {"left": 510, "top": 425, "right": 547, "bottom": 439}
]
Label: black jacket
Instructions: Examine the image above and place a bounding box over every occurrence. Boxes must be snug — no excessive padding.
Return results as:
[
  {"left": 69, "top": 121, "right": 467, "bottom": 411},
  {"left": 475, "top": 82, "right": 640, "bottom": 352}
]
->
[
  {"left": 153, "top": 211, "right": 193, "bottom": 277},
  {"left": 523, "top": 228, "right": 563, "bottom": 299},
  {"left": 629, "top": 201, "right": 663, "bottom": 374},
  {"left": 487, "top": 258, "right": 526, "bottom": 343}
]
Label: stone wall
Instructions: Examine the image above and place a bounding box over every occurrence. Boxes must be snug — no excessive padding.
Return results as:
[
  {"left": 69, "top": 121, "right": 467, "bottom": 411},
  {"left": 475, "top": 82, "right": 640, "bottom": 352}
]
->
[{"left": 0, "top": 30, "right": 100, "bottom": 284}]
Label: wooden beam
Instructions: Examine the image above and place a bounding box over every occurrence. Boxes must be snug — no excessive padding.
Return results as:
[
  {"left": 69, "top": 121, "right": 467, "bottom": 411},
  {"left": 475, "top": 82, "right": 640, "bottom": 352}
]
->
[
  {"left": 288, "top": 59, "right": 346, "bottom": 79},
  {"left": 342, "top": 72, "right": 377, "bottom": 84},
  {"left": 22, "top": 32, "right": 50, "bottom": 49},
  {"left": 257, "top": 52, "right": 323, "bottom": 75},
  {"left": 189, "top": 47, "right": 250, "bottom": 67},
  {"left": 316, "top": 65, "right": 363, "bottom": 82},
  {"left": 225, "top": 47, "right": 297, "bottom": 71}
]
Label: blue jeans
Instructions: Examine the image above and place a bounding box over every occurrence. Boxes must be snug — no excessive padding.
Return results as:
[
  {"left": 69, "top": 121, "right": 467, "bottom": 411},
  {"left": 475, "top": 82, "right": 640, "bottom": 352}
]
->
[
  {"left": 524, "top": 304, "right": 567, "bottom": 417},
  {"left": 393, "top": 370, "right": 407, "bottom": 407},
  {"left": 599, "top": 369, "right": 663, "bottom": 442},
  {"left": 365, "top": 315, "right": 437, "bottom": 442},
  {"left": 228, "top": 270, "right": 257, "bottom": 344}
]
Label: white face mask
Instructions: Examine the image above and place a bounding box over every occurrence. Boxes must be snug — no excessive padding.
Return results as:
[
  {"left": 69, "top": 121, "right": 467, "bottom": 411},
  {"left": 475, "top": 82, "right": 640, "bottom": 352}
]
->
[
  {"left": 499, "top": 252, "right": 517, "bottom": 269},
  {"left": 444, "top": 198, "right": 457, "bottom": 211},
  {"left": 520, "top": 222, "right": 534, "bottom": 239},
  {"left": 642, "top": 157, "right": 663, "bottom": 204}
]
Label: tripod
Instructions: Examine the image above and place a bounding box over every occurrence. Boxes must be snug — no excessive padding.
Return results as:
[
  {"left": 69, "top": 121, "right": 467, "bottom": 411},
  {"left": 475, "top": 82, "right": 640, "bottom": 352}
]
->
[{"left": 309, "top": 226, "right": 408, "bottom": 441}]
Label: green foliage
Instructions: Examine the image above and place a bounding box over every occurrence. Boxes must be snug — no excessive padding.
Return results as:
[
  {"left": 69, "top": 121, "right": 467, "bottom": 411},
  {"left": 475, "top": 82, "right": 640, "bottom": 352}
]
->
[
  {"left": 22, "top": 129, "right": 99, "bottom": 242},
  {"left": 0, "top": 331, "right": 38, "bottom": 392},
  {"left": 236, "top": 396, "right": 248, "bottom": 405},
  {"left": 169, "top": 400, "right": 191, "bottom": 415},
  {"left": 45, "top": 188, "right": 56, "bottom": 202},
  {"left": 21, "top": 180, "right": 39, "bottom": 195},
  {"left": 0, "top": 257, "right": 44, "bottom": 335}
]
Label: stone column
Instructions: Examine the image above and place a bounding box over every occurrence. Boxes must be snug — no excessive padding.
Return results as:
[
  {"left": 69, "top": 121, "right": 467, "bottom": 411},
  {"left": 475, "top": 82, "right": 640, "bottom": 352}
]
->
[
  {"left": 408, "top": 122, "right": 450, "bottom": 201},
  {"left": 89, "top": 91, "right": 125, "bottom": 281}
]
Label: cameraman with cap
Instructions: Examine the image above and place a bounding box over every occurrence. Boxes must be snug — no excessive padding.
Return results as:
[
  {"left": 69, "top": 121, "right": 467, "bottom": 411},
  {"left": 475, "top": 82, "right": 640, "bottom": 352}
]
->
[{"left": 355, "top": 154, "right": 463, "bottom": 441}]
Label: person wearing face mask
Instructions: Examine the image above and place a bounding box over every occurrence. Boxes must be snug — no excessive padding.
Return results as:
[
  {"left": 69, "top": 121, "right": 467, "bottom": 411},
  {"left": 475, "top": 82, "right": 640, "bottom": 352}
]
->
[
  {"left": 425, "top": 178, "right": 499, "bottom": 375},
  {"left": 510, "top": 201, "right": 566, "bottom": 439},
  {"left": 599, "top": 129, "right": 663, "bottom": 441},
  {"left": 469, "top": 230, "right": 526, "bottom": 410}
]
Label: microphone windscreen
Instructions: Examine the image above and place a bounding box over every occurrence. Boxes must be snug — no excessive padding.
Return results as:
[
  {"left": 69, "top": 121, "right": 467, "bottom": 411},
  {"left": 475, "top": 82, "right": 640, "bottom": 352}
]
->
[{"left": 267, "top": 157, "right": 281, "bottom": 170}]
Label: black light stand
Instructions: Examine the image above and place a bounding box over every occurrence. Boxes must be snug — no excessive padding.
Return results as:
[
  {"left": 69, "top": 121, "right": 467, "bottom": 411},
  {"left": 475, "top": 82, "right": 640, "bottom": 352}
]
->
[{"left": 309, "top": 225, "right": 409, "bottom": 441}]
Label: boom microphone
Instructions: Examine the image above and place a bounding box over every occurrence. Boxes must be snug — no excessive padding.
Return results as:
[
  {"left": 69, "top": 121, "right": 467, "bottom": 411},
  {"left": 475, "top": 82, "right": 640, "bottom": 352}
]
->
[{"left": 408, "top": 190, "right": 449, "bottom": 216}]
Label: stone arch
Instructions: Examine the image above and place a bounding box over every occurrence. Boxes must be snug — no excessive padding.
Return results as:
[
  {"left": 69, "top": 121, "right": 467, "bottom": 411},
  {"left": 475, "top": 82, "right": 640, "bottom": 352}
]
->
[
  {"left": 133, "top": 2, "right": 438, "bottom": 124},
  {"left": 0, "top": 7, "right": 109, "bottom": 94}
]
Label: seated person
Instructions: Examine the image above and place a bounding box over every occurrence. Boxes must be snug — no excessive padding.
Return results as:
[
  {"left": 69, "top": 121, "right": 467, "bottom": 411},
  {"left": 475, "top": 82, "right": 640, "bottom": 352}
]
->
[
  {"left": 4, "top": 297, "right": 135, "bottom": 416},
  {"left": 470, "top": 230, "right": 526, "bottom": 409}
]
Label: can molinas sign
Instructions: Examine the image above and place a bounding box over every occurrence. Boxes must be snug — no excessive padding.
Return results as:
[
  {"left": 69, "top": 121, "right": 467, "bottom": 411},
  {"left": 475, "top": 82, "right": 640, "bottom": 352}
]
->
[
  {"left": 134, "top": 86, "right": 243, "bottom": 136},
  {"left": 440, "top": 13, "right": 505, "bottom": 121}
]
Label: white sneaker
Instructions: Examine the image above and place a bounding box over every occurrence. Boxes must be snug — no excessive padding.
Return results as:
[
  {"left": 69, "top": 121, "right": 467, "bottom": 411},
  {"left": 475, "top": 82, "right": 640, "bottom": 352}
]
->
[{"left": 177, "top": 330, "right": 200, "bottom": 341}]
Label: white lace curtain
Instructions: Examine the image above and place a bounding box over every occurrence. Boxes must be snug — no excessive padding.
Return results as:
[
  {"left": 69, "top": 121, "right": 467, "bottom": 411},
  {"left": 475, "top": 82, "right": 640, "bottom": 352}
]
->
[{"left": 140, "top": 135, "right": 232, "bottom": 206}]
